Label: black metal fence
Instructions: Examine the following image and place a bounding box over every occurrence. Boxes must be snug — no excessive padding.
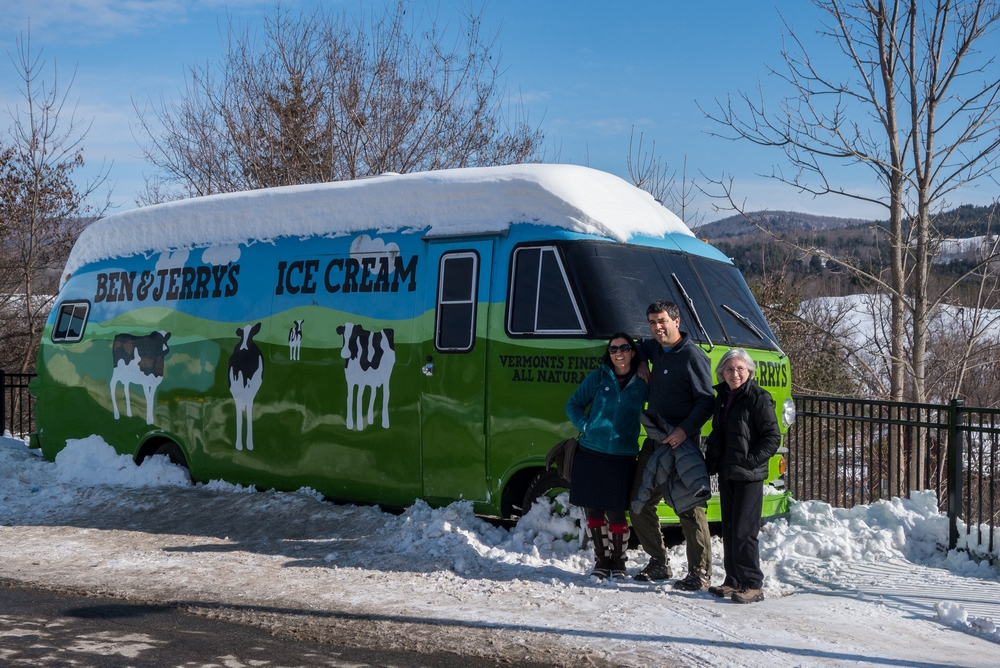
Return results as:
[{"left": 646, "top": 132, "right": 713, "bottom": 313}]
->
[
  {"left": 788, "top": 395, "right": 998, "bottom": 554},
  {"left": 1, "top": 370, "right": 36, "bottom": 439}
]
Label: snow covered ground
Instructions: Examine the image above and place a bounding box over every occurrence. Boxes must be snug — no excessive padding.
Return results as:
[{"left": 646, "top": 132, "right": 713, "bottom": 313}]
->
[{"left": 2, "top": 432, "right": 999, "bottom": 667}]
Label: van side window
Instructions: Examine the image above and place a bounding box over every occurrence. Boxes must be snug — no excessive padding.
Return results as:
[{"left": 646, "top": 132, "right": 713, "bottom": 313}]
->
[
  {"left": 508, "top": 247, "right": 586, "bottom": 335},
  {"left": 435, "top": 251, "right": 479, "bottom": 352},
  {"left": 52, "top": 301, "right": 91, "bottom": 343}
]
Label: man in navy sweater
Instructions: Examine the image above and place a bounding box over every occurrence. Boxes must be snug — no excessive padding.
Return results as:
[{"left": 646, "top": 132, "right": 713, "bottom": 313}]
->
[{"left": 631, "top": 299, "right": 715, "bottom": 589}]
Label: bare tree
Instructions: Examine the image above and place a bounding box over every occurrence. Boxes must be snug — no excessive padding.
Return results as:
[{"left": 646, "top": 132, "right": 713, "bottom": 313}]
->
[
  {"left": 928, "top": 203, "right": 1000, "bottom": 400},
  {"left": 749, "top": 269, "right": 861, "bottom": 396},
  {"left": 674, "top": 155, "right": 705, "bottom": 228},
  {"left": 0, "top": 31, "right": 110, "bottom": 373},
  {"left": 905, "top": 1, "right": 1000, "bottom": 403},
  {"left": 702, "top": 0, "right": 1000, "bottom": 404},
  {"left": 626, "top": 126, "right": 674, "bottom": 203},
  {"left": 133, "top": 3, "right": 544, "bottom": 202},
  {"left": 625, "top": 126, "right": 705, "bottom": 226}
]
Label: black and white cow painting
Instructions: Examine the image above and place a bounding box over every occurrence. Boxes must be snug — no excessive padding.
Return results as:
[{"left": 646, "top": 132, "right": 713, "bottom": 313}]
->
[
  {"left": 229, "top": 322, "right": 263, "bottom": 451},
  {"left": 110, "top": 331, "right": 171, "bottom": 425},
  {"left": 336, "top": 322, "right": 395, "bottom": 430},
  {"left": 288, "top": 319, "right": 303, "bottom": 361}
]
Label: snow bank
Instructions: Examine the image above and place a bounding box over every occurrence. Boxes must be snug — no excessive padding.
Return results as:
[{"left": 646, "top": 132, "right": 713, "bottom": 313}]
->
[
  {"left": 64, "top": 165, "right": 691, "bottom": 281},
  {"left": 761, "top": 490, "right": 999, "bottom": 588},
  {"left": 3, "top": 434, "right": 997, "bottom": 622},
  {"left": 1, "top": 429, "right": 30, "bottom": 450},
  {"left": 761, "top": 491, "right": 948, "bottom": 568}
]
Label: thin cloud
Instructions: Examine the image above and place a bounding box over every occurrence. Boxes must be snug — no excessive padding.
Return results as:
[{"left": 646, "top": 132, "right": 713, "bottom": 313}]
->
[{"left": 0, "top": 0, "right": 266, "bottom": 43}]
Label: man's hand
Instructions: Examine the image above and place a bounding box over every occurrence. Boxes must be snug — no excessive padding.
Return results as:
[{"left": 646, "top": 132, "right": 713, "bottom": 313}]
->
[
  {"left": 637, "top": 364, "right": 651, "bottom": 384},
  {"left": 662, "top": 426, "right": 687, "bottom": 449}
]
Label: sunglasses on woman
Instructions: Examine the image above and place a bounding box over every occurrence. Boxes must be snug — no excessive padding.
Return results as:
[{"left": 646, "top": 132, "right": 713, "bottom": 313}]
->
[{"left": 607, "top": 345, "right": 632, "bottom": 353}]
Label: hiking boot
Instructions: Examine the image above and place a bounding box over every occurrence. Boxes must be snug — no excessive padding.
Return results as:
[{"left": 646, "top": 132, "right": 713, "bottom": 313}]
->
[
  {"left": 708, "top": 583, "right": 738, "bottom": 598},
  {"left": 673, "top": 568, "right": 710, "bottom": 591},
  {"left": 634, "top": 557, "right": 671, "bottom": 582},
  {"left": 731, "top": 587, "right": 764, "bottom": 604}
]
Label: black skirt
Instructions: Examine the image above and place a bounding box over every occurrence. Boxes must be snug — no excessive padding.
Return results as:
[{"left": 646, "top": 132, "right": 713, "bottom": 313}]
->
[{"left": 569, "top": 444, "right": 637, "bottom": 512}]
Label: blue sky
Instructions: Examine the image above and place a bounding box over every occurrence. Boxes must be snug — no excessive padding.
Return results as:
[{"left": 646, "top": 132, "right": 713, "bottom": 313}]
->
[{"left": 1, "top": 1, "right": 998, "bottom": 222}]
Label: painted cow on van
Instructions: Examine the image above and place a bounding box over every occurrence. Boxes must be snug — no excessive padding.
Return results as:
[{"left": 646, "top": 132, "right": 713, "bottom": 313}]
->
[
  {"left": 110, "top": 331, "right": 171, "bottom": 425},
  {"left": 229, "top": 323, "right": 263, "bottom": 451},
  {"left": 288, "top": 319, "right": 303, "bottom": 361},
  {"left": 337, "top": 322, "right": 395, "bottom": 430}
]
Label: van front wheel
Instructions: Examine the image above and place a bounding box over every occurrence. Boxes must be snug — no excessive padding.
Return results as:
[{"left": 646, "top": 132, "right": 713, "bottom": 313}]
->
[{"left": 521, "top": 469, "right": 570, "bottom": 517}]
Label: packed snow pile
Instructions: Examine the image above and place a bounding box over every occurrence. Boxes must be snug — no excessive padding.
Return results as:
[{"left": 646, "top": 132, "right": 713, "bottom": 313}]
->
[
  {"left": 54, "top": 435, "right": 192, "bottom": 488},
  {"left": 761, "top": 492, "right": 949, "bottom": 569},
  {"left": 936, "top": 600, "right": 999, "bottom": 640},
  {"left": 63, "top": 164, "right": 694, "bottom": 281},
  {"left": 379, "top": 495, "right": 591, "bottom": 577}
]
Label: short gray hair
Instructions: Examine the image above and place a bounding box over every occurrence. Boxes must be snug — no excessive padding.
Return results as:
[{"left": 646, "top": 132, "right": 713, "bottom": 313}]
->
[{"left": 716, "top": 348, "right": 755, "bottom": 381}]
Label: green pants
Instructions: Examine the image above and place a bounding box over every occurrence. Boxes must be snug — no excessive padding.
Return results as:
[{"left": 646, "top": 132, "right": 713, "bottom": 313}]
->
[{"left": 630, "top": 438, "right": 712, "bottom": 575}]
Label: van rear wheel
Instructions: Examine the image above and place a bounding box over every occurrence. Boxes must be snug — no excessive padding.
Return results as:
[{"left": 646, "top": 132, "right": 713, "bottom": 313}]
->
[
  {"left": 152, "top": 441, "right": 188, "bottom": 469},
  {"left": 521, "top": 469, "right": 570, "bottom": 516}
]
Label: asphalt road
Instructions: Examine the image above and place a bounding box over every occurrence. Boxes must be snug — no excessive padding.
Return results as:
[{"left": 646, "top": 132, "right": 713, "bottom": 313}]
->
[{"left": 0, "top": 582, "right": 548, "bottom": 667}]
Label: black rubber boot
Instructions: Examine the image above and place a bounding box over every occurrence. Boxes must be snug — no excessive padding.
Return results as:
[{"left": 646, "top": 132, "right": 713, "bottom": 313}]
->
[{"left": 588, "top": 524, "right": 611, "bottom": 580}]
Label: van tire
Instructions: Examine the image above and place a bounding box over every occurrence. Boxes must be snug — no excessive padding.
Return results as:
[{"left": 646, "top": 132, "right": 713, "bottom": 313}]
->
[
  {"left": 521, "top": 469, "right": 570, "bottom": 516},
  {"left": 152, "top": 441, "right": 188, "bottom": 469}
]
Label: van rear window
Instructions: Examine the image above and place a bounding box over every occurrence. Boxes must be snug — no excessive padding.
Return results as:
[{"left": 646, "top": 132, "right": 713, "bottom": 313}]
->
[
  {"left": 52, "top": 301, "right": 91, "bottom": 343},
  {"left": 559, "top": 242, "right": 779, "bottom": 350}
]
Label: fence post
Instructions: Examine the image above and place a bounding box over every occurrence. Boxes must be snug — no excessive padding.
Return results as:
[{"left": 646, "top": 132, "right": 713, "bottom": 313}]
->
[
  {"left": 947, "top": 398, "right": 965, "bottom": 550},
  {"left": 0, "top": 369, "right": 5, "bottom": 435}
]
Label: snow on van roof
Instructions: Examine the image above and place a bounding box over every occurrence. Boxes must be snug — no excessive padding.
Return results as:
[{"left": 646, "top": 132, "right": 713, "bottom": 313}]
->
[{"left": 64, "top": 164, "right": 692, "bottom": 278}]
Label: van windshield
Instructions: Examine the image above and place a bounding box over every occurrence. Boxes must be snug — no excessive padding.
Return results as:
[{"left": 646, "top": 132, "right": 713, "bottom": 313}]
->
[{"left": 559, "top": 242, "right": 780, "bottom": 350}]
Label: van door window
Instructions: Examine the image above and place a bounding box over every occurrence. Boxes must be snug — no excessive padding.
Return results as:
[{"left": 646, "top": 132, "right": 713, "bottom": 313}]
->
[
  {"left": 507, "top": 246, "right": 586, "bottom": 335},
  {"left": 51, "top": 301, "right": 91, "bottom": 343},
  {"left": 435, "top": 251, "right": 479, "bottom": 352}
]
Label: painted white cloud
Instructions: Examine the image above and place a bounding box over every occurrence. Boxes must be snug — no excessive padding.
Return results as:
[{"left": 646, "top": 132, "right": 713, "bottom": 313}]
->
[
  {"left": 201, "top": 245, "right": 241, "bottom": 266},
  {"left": 154, "top": 249, "right": 189, "bottom": 270},
  {"left": 350, "top": 234, "right": 400, "bottom": 256},
  {"left": 350, "top": 234, "right": 400, "bottom": 265}
]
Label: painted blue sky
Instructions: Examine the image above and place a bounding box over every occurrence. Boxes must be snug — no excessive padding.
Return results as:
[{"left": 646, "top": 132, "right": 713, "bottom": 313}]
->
[{"left": 2, "top": 1, "right": 998, "bottom": 222}]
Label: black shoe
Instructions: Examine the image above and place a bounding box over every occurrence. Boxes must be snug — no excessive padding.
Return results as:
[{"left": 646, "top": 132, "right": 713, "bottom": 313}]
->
[
  {"left": 731, "top": 587, "right": 764, "bottom": 604},
  {"left": 673, "top": 568, "right": 710, "bottom": 591},
  {"left": 634, "top": 558, "right": 672, "bottom": 582}
]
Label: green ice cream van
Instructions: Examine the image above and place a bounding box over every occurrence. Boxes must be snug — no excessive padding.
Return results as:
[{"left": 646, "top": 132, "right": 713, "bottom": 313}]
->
[{"left": 32, "top": 164, "right": 792, "bottom": 524}]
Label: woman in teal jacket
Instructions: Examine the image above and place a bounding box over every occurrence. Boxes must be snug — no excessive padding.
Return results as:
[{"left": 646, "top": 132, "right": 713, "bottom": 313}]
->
[{"left": 566, "top": 332, "right": 648, "bottom": 579}]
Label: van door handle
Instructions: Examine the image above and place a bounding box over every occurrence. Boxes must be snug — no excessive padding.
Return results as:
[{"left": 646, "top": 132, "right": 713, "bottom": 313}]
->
[{"left": 421, "top": 356, "right": 434, "bottom": 376}]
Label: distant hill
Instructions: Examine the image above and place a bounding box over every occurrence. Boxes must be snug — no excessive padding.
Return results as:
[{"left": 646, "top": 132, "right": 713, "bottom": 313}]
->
[
  {"left": 696, "top": 204, "right": 999, "bottom": 302},
  {"left": 692, "top": 211, "right": 871, "bottom": 240}
]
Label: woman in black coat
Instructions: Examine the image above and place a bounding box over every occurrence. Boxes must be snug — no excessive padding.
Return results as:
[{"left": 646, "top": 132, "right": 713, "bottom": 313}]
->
[{"left": 705, "top": 348, "right": 781, "bottom": 604}]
